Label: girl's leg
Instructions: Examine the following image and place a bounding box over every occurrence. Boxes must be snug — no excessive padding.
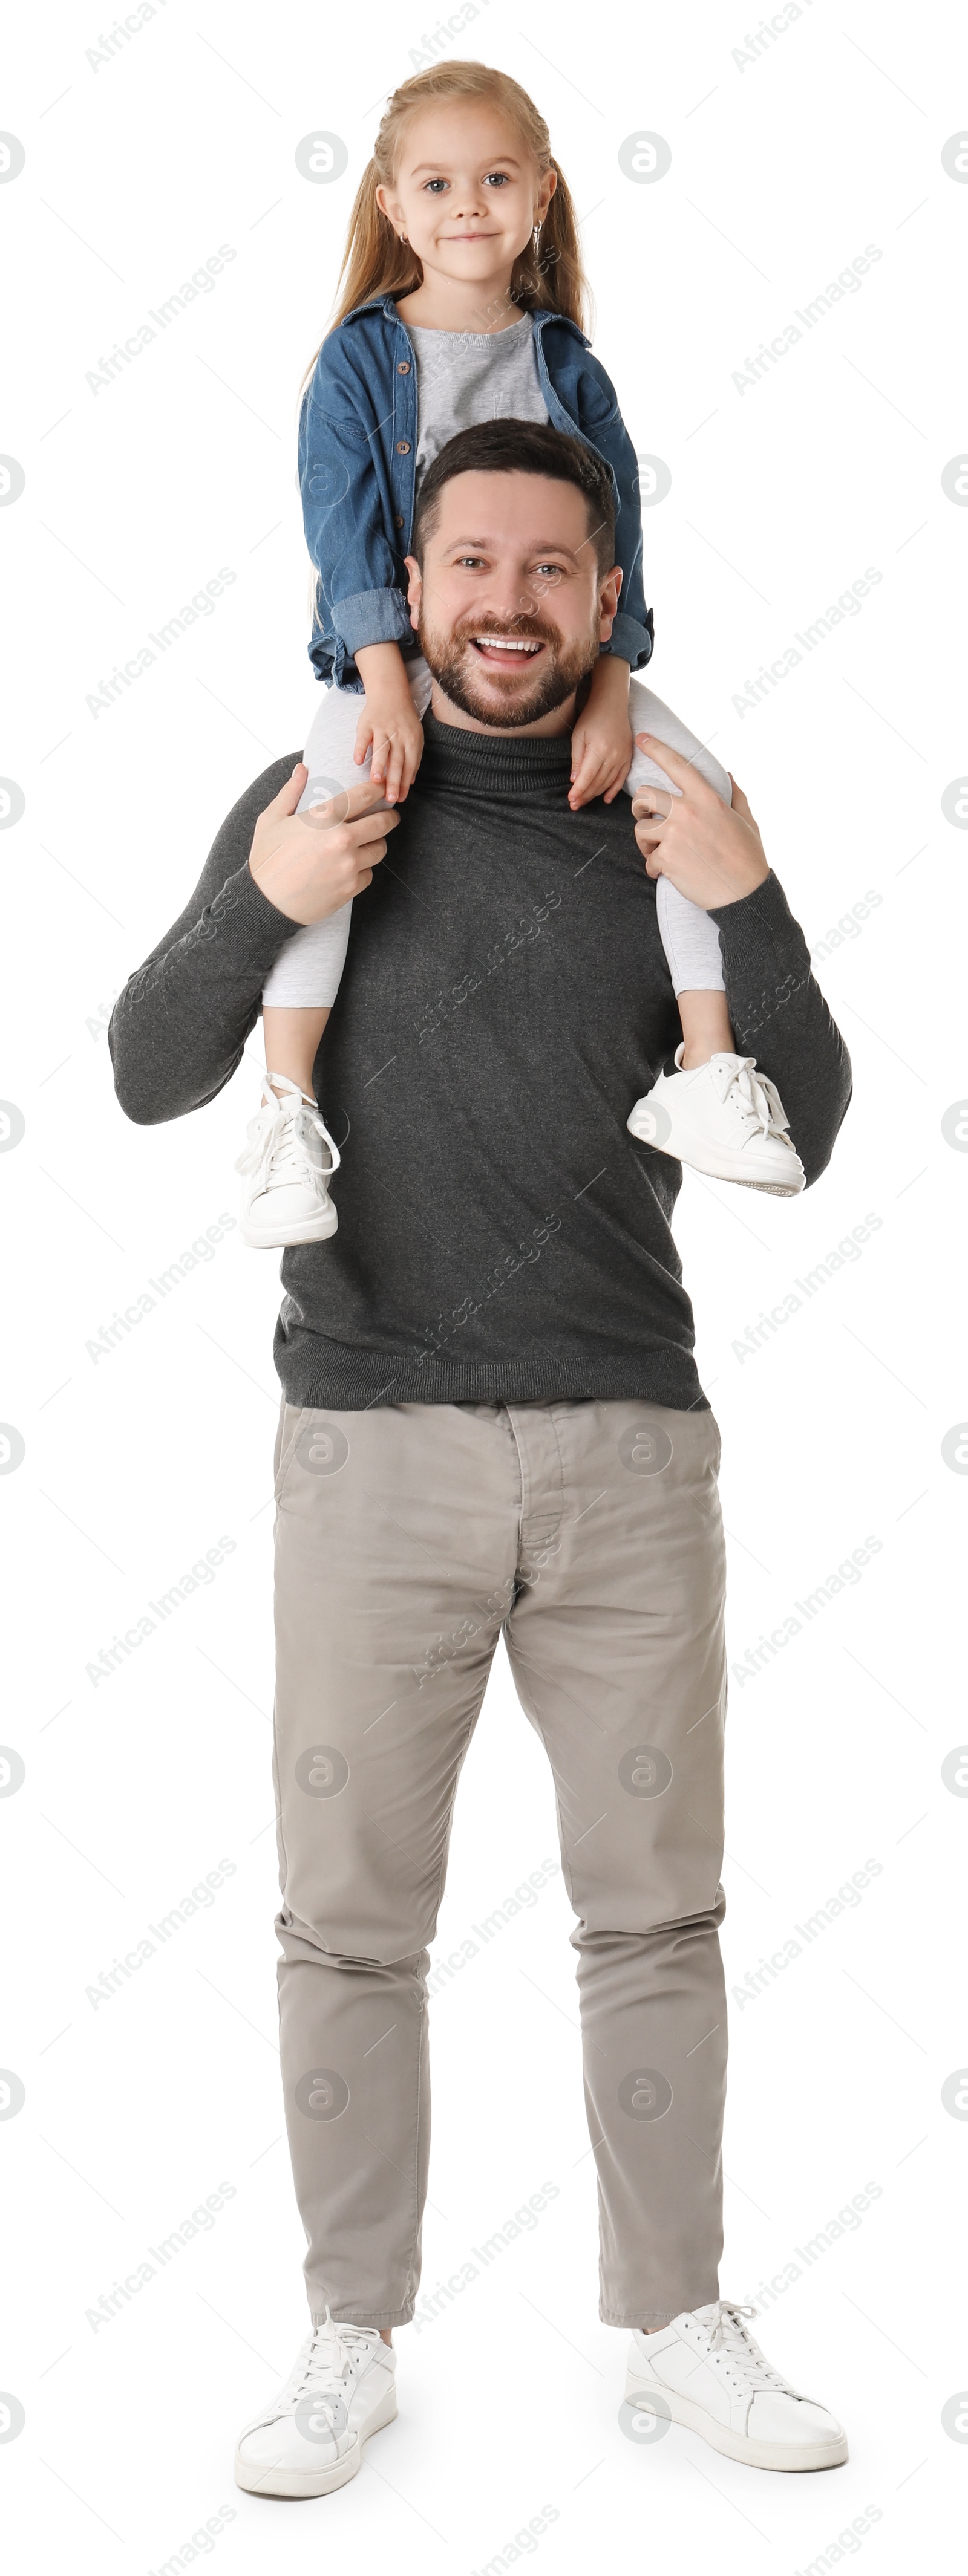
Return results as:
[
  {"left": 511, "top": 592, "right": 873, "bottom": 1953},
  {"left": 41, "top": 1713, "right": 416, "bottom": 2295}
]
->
[
  {"left": 626, "top": 681, "right": 734, "bottom": 1065},
  {"left": 260, "top": 657, "right": 433, "bottom": 1091},
  {"left": 624, "top": 683, "right": 804, "bottom": 1191},
  {"left": 676, "top": 992, "right": 734, "bottom": 1069},
  {"left": 261, "top": 1004, "right": 331, "bottom": 1098},
  {"left": 238, "top": 662, "right": 434, "bottom": 1249},
  {"left": 655, "top": 880, "right": 733, "bottom": 1067},
  {"left": 260, "top": 682, "right": 363, "bottom": 1091}
]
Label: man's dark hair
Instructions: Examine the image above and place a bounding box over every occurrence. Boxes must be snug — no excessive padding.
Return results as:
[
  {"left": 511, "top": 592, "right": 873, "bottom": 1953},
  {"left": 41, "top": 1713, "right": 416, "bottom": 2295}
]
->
[{"left": 411, "top": 419, "right": 616, "bottom": 578}]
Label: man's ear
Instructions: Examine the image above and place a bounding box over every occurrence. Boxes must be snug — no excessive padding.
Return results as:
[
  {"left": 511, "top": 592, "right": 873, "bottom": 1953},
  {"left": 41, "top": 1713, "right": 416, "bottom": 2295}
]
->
[
  {"left": 404, "top": 552, "right": 422, "bottom": 631},
  {"left": 597, "top": 563, "right": 623, "bottom": 642}
]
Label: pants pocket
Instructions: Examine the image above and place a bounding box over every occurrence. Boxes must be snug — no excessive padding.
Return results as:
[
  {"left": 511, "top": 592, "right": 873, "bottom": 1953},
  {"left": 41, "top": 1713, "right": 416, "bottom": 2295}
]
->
[{"left": 273, "top": 1404, "right": 309, "bottom": 1506}]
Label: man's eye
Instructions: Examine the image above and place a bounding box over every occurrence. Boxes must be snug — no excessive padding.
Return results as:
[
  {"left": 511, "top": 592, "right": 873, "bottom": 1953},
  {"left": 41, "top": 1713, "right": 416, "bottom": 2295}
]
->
[
  {"left": 457, "top": 555, "right": 485, "bottom": 568},
  {"left": 536, "top": 564, "right": 564, "bottom": 578}
]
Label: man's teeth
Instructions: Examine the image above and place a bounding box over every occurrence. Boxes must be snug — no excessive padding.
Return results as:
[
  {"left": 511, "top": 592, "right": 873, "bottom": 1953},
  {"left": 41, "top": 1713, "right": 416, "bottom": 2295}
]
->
[{"left": 473, "top": 637, "right": 541, "bottom": 652}]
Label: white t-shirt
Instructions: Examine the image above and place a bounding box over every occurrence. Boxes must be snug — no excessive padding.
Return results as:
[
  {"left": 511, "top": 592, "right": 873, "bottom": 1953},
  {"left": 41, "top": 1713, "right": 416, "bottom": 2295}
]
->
[{"left": 405, "top": 311, "right": 549, "bottom": 489}]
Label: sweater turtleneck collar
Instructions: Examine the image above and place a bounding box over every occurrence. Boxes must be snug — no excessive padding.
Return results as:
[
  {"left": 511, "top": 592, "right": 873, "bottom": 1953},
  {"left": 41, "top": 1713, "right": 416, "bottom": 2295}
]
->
[{"left": 418, "top": 708, "right": 575, "bottom": 795}]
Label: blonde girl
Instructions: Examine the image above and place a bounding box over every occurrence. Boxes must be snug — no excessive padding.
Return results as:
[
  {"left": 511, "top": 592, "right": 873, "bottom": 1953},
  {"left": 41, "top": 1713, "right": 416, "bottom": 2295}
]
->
[{"left": 237, "top": 62, "right": 801, "bottom": 1246}]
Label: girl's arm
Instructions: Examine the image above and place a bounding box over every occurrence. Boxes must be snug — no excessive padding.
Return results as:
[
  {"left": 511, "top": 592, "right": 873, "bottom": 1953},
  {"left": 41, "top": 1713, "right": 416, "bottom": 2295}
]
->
[
  {"left": 298, "top": 345, "right": 414, "bottom": 692},
  {"left": 353, "top": 642, "right": 425, "bottom": 803},
  {"left": 299, "top": 338, "right": 425, "bottom": 796},
  {"left": 558, "top": 340, "right": 654, "bottom": 674},
  {"left": 568, "top": 652, "right": 633, "bottom": 810},
  {"left": 557, "top": 343, "right": 656, "bottom": 806}
]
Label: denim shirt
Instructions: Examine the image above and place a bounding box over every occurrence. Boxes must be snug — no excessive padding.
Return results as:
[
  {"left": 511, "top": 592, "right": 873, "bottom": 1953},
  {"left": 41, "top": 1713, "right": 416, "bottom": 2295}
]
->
[{"left": 298, "top": 294, "right": 654, "bottom": 690}]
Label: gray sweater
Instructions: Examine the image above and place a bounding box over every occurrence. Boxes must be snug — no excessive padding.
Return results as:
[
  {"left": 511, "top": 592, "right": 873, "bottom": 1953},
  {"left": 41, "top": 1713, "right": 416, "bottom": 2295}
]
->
[{"left": 109, "top": 716, "right": 851, "bottom": 1411}]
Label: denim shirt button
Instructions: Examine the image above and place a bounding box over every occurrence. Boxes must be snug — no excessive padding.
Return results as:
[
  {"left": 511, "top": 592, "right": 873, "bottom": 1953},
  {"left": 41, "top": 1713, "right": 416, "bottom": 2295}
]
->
[
  {"left": 395, "top": 439, "right": 411, "bottom": 453},
  {"left": 397, "top": 361, "right": 411, "bottom": 374},
  {"left": 394, "top": 515, "right": 405, "bottom": 528}
]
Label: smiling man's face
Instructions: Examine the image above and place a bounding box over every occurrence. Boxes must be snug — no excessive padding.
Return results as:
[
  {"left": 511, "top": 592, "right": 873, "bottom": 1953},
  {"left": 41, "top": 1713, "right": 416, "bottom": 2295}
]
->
[{"left": 405, "top": 470, "right": 621, "bottom": 735}]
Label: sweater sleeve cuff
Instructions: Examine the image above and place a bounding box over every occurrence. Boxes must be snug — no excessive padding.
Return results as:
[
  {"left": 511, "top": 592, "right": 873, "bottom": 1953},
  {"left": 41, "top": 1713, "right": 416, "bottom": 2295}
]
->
[{"left": 708, "top": 868, "right": 810, "bottom": 982}]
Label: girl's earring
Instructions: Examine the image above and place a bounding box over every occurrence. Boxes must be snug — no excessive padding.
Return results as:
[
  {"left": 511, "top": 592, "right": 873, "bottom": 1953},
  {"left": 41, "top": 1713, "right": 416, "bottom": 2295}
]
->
[
  {"left": 399, "top": 230, "right": 408, "bottom": 244},
  {"left": 532, "top": 223, "right": 541, "bottom": 252}
]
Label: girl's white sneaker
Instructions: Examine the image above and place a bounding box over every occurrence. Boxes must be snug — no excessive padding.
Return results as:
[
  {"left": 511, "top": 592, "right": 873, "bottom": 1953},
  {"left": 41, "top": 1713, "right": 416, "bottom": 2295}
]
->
[
  {"left": 626, "top": 2300, "right": 848, "bottom": 2471},
  {"left": 627, "top": 1048, "right": 806, "bottom": 1194},
  {"left": 236, "top": 1071, "right": 341, "bottom": 1247},
  {"left": 234, "top": 2311, "right": 397, "bottom": 2499}
]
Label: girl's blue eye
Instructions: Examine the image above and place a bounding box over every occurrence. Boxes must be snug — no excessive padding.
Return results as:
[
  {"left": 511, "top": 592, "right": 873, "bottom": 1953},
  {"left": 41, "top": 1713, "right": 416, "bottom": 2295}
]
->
[
  {"left": 484, "top": 172, "right": 511, "bottom": 186},
  {"left": 424, "top": 178, "right": 448, "bottom": 194}
]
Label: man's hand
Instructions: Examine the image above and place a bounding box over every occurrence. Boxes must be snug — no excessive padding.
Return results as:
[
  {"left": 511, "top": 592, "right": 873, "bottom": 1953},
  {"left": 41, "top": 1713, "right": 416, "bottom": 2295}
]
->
[
  {"left": 630, "top": 735, "right": 769, "bottom": 909},
  {"left": 247, "top": 764, "right": 399, "bottom": 926}
]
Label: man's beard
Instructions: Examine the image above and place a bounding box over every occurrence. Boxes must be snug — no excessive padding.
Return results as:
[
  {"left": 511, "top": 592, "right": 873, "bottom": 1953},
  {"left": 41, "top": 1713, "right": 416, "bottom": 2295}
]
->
[{"left": 416, "top": 608, "right": 600, "bottom": 729}]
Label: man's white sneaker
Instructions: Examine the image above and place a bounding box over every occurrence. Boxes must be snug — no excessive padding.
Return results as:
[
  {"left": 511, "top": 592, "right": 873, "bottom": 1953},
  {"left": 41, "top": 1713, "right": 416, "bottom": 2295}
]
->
[
  {"left": 626, "top": 2300, "right": 848, "bottom": 2473},
  {"left": 236, "top": 1071, "right": 342, "bottom": 1248},
  {"left": 234, "top": 2310, "right": 397, "bottom": 2499},
  {"left": 627, "top": 1048, "right": 805, "bottom": 1195}
]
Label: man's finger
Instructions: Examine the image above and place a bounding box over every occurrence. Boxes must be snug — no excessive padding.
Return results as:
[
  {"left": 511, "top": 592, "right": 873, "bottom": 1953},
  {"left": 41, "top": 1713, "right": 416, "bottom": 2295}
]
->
[
  {"left": 339, "top": 779, "right": 395, "bottom": 819},
  {"left": 299, "top": 779, "right": 394, "bottom": 834},
  {"left": 350, "top": 802, "right": 399, "bottom": 844},
  {"left": 269, "top": 761, "right": 307, "bottom": 817},
  {"left": 630, "top": 799, "right": 670, "bottom": 834},
  {"left": 728, "top": 775, "right": 753, "bottom": 819},
  {"left": 631, "top": 785, "right": 673, "bottom": 821},
  {"left": 304, "top": 789, "right": 350, "bottom": 828},
  {"left": 633, "top": 733, "right": 714, "bottom": 798}
]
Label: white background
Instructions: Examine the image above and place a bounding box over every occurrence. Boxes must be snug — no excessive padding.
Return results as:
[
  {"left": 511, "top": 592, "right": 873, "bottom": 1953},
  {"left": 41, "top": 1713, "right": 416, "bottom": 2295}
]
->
[{"left": 1, "top": 1, "right": 962, "bottom": 2568}]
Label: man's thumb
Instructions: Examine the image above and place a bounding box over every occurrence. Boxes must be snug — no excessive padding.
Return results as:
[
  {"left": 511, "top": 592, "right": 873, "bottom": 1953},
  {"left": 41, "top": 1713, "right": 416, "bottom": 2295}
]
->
[{"left": 276, "top": 760, "right": 307, "bottom": 813}]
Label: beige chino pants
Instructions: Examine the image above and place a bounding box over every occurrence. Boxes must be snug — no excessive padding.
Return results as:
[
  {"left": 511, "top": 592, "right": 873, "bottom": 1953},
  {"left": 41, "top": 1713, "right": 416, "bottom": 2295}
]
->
[{"left": 271, "top": 1395, "right": 728, "bottom": 2331}]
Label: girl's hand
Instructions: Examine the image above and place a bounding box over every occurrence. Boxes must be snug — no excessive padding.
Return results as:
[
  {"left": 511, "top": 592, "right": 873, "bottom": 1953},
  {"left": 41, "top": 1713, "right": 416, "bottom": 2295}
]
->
[
  {"left": 353, "top": 698, "right": 425, "bottom": 804},
  {"left": 568, "top": 706, "right": 634, "bottom": 809}
]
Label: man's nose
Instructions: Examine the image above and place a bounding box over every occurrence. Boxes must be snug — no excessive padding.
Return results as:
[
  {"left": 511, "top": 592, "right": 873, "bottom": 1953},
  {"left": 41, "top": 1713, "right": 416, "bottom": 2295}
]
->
[{"left": 477, "top": 581, "right": 542, "bottom": 623}]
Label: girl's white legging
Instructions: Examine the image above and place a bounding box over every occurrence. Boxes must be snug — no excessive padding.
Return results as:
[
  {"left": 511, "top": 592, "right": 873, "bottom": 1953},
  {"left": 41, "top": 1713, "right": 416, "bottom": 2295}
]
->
[{"left": 261, "top": 660, "right": 727, "bottom": 1010}]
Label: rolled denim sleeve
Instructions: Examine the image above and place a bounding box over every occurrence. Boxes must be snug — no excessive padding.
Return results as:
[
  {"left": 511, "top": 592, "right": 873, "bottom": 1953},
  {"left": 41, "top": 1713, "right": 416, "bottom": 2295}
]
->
[
  {"left": 332, "top": 585, "right": 414, "bottom": 659},
  {"left": 538, "top": 328, "right": 655, "bottom": 672},
  {"left": 592, "top": 402, "right": 653, "bottom": 671},
  {"left": 299, "top": 374, "right": 411, "bottom": 688}
]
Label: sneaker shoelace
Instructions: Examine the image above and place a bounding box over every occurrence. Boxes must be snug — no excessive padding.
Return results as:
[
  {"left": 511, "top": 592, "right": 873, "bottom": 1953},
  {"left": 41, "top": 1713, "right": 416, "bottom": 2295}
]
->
[
  {"left": 274, "top": 2309, "right": 379, "bottom": 2427},
  {"left": 709, "top": 1056, "right": 791, "bottom": 1145},
  {"left": 235, "top": 1077, "right": 341, "bottom": 1199},
  {"left": 692, "top": 2300, "right": 792, "bottom": 2392}
]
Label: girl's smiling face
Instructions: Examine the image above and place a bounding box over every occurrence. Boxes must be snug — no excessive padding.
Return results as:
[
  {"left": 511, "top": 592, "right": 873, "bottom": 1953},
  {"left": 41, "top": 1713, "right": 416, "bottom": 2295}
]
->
[{"left": 376, "top": 100, "right": 556, "bottom": 308}]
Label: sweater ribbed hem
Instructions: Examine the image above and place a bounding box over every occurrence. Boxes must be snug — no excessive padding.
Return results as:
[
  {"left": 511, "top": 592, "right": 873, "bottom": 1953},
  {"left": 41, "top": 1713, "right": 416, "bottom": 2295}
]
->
[{"left": 272, "top": 1332, "right": 709, "bottom": 1415}]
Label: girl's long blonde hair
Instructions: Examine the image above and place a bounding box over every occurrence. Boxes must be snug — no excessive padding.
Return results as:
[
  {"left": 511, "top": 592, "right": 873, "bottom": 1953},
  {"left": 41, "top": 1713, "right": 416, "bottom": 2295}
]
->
[{"left": 302, "top": 60, "right": 590, "bottom": 387}]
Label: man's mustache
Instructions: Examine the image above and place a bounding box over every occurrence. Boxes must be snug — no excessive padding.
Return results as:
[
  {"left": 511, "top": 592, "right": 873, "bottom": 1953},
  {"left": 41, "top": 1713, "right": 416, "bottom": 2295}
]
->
[{"left": 450, "top": 613, "right": 563, "bottom": 650}]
